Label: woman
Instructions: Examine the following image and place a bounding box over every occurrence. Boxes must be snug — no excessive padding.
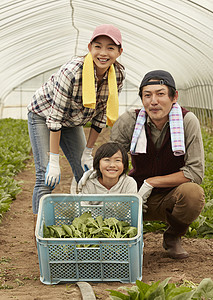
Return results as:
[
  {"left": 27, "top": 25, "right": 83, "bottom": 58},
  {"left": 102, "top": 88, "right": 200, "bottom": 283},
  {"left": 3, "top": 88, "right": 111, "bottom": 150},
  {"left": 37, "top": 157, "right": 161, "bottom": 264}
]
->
[{"left": 27, "top": 24, "right": 125, "bottom": 217}]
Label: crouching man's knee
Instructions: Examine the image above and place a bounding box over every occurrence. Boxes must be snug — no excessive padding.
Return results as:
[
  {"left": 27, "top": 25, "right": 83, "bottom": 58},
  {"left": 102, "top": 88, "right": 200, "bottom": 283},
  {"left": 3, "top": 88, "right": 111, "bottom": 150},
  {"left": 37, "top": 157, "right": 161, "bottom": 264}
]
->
[{"left": 174, "top": 182, "right": 205, "bottom": 224}]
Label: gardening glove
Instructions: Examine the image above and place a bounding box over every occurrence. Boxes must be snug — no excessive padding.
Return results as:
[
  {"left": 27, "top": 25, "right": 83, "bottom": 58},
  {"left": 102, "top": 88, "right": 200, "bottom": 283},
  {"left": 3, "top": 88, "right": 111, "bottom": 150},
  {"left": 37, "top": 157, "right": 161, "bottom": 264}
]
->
[
  {"left": 45, "top": 153, "right": 61, "bottom": 188},
  {"left": 81, "top": 147, "right": 93, "bottom": 171},
  {"left": 70, "top": 177, "right": 78, "bottom": 194},
  {"left": 77, "top": 169, "right": 97, "bottom": 192},
  {"left": 138, "top": 180, "right": 153, "bottom": 213}
]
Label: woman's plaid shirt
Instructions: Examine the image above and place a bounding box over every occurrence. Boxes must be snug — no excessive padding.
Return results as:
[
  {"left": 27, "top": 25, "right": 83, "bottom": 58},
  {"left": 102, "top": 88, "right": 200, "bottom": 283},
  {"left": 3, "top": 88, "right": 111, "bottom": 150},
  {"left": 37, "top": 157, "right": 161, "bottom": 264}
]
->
[{"left": 27, "top": 56, "right": 125, "bottom": 131}]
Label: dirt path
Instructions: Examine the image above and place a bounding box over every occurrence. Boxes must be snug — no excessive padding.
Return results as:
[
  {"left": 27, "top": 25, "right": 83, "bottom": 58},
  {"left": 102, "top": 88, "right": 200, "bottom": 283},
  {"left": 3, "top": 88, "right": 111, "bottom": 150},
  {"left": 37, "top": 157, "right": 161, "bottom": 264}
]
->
[{"left": 0, "top": 128, "right": 213, "bottom": 299}]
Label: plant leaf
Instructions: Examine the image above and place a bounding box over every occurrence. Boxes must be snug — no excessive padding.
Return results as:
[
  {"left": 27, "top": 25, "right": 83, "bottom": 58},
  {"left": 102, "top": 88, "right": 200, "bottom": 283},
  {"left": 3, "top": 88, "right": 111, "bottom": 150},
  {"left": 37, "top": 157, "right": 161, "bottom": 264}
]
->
[
  {"left": 107, "top": 289, "right": 130, "bottom": 300},
  {"left": 136, "top": 280, "right": 150, "bottom": 295},
  {"left": 147, "top": 285, "right": 165, "bottom": 300},
  {"left": 192, "top": 278, "right": 213, "bottom": 299},
  {"left": 96, "top": 215, "right": 104, "bottom": 227},
  {"left": 167, "top": 287, "right": 193, "bottom": 300},
  {"left": 172, "top": 291, "right": 194, "bottom": 300}
]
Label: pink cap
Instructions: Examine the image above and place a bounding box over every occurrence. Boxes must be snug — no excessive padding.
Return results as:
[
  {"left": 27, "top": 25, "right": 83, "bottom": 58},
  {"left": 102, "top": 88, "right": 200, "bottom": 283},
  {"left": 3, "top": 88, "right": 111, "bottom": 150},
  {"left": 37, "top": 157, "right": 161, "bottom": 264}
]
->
[{"left": 90, "top": 24, "right": 122, "bottom": 46}]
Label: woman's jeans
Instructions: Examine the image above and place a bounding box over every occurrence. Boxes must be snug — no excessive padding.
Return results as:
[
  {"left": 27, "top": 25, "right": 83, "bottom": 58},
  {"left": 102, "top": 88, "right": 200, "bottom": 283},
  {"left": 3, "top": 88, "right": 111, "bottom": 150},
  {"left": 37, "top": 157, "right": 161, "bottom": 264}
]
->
[{"left": 28, "top": 111, "right": 86, "bottom": 214}]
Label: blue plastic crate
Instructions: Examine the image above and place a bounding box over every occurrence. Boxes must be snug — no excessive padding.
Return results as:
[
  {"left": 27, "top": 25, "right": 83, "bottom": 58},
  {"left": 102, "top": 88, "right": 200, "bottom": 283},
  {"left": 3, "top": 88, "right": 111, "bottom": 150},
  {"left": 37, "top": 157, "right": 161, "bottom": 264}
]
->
[{"left": 35, "top": 194, "right": 143, "bottom": 285}]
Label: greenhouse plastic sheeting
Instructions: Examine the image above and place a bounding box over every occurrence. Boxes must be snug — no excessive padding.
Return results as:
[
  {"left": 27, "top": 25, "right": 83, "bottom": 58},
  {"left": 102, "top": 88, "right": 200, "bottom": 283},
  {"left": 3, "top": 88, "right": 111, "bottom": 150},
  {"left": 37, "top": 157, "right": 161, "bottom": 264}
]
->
[{"left": 0, "top": 0, "right": 213, "bottom": 118}]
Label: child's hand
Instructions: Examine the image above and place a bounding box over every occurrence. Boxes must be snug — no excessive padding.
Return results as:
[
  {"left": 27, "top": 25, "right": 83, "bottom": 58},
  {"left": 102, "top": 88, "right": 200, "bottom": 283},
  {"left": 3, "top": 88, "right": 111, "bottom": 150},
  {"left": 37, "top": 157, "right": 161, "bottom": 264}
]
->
[{"left": 77, "top": 169, "right": 97, "bottom": 192}]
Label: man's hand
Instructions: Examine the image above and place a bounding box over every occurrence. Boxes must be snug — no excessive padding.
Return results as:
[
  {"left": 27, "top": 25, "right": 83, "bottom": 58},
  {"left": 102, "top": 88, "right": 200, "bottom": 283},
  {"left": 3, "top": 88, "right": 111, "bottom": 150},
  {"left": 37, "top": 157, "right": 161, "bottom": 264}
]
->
[
  {"left": 45, "top": 153, "right": 61, "bottom": 188},
  {"left": 138, "top": 180, "right": 153, "bottom": 212},
  {"left": 81, "top": 147, "right": 93, "bottom": 171}
]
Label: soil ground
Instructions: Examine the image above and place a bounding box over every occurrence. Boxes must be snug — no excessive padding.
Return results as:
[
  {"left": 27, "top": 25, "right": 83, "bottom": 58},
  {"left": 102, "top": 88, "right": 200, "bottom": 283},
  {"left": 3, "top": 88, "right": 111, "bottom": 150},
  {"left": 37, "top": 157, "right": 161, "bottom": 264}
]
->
[{"left": 0, "top": 127, "right": 213, "bottom": 299}]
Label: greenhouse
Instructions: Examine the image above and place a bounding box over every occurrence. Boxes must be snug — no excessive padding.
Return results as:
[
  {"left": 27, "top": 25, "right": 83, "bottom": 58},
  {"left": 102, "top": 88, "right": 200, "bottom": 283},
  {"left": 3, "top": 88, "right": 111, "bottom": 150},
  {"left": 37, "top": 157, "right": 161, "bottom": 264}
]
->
[
  {"left": 1, "top": 0, "right": 213, "bottom": 125},
  {"left": 1, "top": 0, "right": 213, "bottom": 298}
]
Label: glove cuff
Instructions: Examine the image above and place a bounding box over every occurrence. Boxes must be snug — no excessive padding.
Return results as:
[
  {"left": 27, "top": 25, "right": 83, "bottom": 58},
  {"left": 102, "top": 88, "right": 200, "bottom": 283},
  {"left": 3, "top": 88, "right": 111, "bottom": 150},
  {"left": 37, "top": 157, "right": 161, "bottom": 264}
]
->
[
  {"left": 49, "top": 152, "right": 60, "bottom": 164},
  {"left": 144, "top": 179, "right": 153, "bottom": 188},
  {"left": 84, "top": 147, "right": 93, "bottom": 154}
]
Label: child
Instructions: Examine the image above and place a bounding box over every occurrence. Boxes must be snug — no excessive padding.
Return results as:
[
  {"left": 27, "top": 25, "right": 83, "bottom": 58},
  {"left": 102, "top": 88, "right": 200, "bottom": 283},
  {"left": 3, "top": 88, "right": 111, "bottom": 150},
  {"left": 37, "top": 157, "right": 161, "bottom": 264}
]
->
[
  {"left": 78, "top": 142, "right": 137, "bottom": 199},
  {"left": 27, "top": 24, "right": 125, "bottom": 217}
]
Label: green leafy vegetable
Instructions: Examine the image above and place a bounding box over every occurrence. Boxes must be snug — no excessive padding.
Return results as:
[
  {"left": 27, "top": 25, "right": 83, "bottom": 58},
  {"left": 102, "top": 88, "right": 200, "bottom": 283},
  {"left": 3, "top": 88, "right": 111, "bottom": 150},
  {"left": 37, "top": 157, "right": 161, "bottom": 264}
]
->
[
  {"left": 107, "top": 277, "right": 213, "bottom": 299},
  {"left": 43, "top": 212, "right": 137, "bottom": 239},
  {"left": 62, "top": 225, "right": 74, "bottom": 238},
  {"left": 0, "top": 119, "right": 31, "bottom": 221}
]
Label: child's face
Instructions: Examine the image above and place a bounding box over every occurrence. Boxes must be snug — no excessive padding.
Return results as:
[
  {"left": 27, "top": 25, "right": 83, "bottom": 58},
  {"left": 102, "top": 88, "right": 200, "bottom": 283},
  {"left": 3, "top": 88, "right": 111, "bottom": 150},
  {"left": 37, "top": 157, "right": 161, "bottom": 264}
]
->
[
  {"left": 99, "top": 150, "right": 124, "bottom": 181},
  {"left": 88, "top": 35, "right": 123, "bottom": 76}
]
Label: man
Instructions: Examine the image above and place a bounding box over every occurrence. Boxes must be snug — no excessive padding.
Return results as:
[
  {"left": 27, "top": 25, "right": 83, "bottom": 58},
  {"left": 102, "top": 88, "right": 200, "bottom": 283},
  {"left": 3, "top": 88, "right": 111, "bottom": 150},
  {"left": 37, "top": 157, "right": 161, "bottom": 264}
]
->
[{"left": 110, "top": 70, "right": 205, "bottom": 259}]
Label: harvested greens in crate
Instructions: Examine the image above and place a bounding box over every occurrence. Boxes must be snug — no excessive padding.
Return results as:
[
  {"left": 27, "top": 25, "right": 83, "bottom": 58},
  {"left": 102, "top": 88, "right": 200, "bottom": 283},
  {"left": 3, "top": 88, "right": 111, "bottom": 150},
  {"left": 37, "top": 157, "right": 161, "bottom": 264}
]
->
[
  {"left": 43, "top": 212, "right": 138, "bottom": 240},
  {"left": 36, "top": 194, "right": 143, "bottom": 284}
]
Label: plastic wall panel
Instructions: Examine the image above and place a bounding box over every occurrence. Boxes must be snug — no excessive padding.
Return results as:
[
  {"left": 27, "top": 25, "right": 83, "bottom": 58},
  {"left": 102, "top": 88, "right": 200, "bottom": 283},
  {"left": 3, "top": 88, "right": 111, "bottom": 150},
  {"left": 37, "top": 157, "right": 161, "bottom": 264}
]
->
[{"left": 0, "top": 0, "right": 212, "bottom": 120}]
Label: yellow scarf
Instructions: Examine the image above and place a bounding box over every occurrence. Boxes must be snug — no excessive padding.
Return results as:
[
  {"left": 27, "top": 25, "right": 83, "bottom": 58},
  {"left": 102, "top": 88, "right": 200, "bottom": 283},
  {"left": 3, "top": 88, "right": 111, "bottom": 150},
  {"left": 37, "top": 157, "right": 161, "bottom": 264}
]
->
[{"left": 82, "top": 53, "right": 119, "bottom": 127}]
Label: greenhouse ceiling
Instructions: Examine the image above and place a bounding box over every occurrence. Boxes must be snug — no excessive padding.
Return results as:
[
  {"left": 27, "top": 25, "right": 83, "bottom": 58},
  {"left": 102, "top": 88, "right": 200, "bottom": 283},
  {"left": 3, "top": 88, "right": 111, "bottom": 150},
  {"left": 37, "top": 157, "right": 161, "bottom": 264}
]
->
[{"left": 1, "top": 0, "right": 213, "bottom": 102}]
